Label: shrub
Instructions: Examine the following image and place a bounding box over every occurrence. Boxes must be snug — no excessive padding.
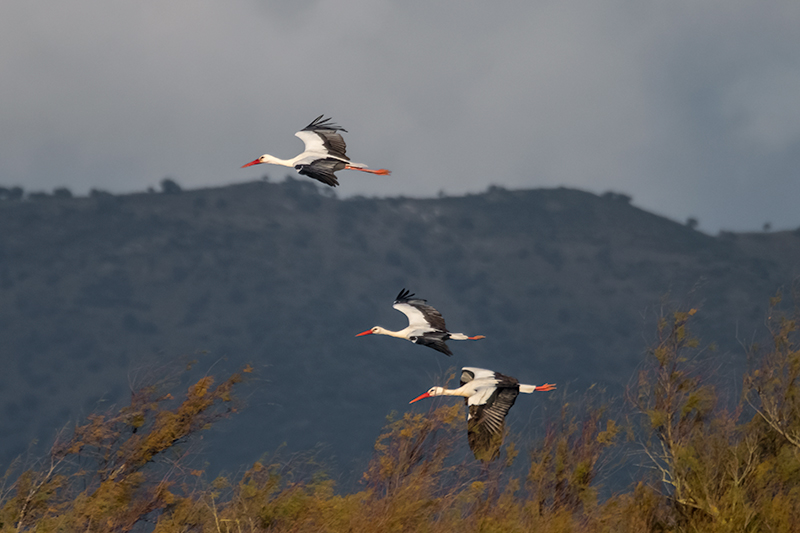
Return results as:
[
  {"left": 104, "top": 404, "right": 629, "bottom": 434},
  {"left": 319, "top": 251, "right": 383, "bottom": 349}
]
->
[{"left": 160, "top": 178, "right": 182, "bottom": 194}]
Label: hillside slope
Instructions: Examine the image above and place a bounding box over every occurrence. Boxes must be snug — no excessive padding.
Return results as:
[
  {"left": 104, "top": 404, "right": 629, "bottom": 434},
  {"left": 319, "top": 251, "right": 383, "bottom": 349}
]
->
[{"left": 1, "top": 179, "right": 799, "bottom": 472}]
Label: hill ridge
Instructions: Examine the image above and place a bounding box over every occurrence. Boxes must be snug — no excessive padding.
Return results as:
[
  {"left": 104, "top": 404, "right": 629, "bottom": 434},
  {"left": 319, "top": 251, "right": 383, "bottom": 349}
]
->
[{"left": 1, "top": 178, "right": 799, "bottom": 473}]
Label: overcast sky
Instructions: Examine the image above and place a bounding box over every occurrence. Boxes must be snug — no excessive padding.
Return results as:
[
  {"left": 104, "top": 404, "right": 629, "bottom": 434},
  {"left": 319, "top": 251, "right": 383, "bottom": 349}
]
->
[{"left": 2, "top": 1, "right": 799, "bottom": 232}]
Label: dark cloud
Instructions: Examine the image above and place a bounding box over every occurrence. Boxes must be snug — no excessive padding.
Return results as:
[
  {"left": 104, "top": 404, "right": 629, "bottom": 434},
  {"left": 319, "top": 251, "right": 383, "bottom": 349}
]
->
[{"left": 1, "top": 0, "right": 798, "bottom": 231}]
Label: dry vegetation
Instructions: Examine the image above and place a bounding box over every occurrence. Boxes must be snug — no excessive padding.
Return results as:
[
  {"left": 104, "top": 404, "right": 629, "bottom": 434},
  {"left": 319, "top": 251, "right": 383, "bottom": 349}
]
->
[{"left": 4, "top": 296, "right": 800, "bottom": 532}]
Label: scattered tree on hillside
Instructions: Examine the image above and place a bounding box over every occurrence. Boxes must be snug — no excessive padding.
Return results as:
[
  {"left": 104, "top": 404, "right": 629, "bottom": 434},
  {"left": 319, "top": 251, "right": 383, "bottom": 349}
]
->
[
  {"left": 0, "top": 186, "right": 24, "bottom": 201},
  {"left": 52, "top": 187, "right": 72, "bottom": 199},
  {"left": 160, "top": 178, "right": 182, "bottom": 194},
  {"left": 602, "top": 191, "right": 632, "bottom": 204},
  {"left": 89, "top": 188, "right": 113, "bottom": 198}
]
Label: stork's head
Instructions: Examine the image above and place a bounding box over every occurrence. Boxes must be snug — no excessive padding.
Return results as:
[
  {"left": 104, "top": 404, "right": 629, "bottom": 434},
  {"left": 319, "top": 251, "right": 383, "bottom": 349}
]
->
[
  {"left": 241, "top": 154, "right": 276, "bottom": 168},
  {"left": 355, "top": 326, "right": 382, "bottom": 337},
  {"left": 409, "top": 386, "right": 445, "bottom": 403}
]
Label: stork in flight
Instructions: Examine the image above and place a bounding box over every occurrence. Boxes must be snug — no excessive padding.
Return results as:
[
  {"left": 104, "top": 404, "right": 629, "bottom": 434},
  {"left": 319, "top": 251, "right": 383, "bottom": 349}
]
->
[
  {"left": 410, "top": 367, "right": 556, "bottom": 462},
  {"left": 356, "top": 289, "right": 485, "bottom": 356},
  {"left": 241, "top": 115, "right": 390, "bottom": 187}
]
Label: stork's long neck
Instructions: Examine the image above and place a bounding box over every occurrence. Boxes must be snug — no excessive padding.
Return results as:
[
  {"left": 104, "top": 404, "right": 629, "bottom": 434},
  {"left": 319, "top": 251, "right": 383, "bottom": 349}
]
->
[
  {"left": 440, "top": 386, "right": 473, "bottom": 398},
  {"left": 373, "top": 326, "right": 412, "bottom": 339},
  {"left": 262, "top": 154, "right": 303, "bottom": 168}
]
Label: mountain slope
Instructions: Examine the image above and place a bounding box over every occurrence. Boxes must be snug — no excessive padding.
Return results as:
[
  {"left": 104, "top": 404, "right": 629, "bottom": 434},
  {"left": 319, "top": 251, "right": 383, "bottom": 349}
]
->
[{"left": 1, "top": 179, "right": 798, "bottom": 472}]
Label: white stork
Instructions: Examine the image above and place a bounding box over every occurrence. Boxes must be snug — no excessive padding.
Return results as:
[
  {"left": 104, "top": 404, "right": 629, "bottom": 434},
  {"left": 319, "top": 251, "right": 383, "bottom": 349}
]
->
[
  {"left": 410, "top": 367, "right": 556, "bottom": 462},
  {"left": 356, "top": 289, "right": 485, "bottom": 356},
  {"left": 241, "top": 115, "right": 390, "bottom": 187}
]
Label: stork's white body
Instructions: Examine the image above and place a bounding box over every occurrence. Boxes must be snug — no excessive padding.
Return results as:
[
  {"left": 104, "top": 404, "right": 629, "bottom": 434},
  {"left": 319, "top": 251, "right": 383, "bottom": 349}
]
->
[
  {"left": 421, "top": 367, "right": 540, "bottom": 405},
  {"left": 255, "top": 130, "right": 367, "bottom": 169}
]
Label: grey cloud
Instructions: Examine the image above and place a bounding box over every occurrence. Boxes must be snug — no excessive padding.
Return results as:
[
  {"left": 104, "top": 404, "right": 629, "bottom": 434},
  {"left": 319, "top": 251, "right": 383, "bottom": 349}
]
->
[{"left": 1, "top": 0, "right": 798, "bottom": 231}]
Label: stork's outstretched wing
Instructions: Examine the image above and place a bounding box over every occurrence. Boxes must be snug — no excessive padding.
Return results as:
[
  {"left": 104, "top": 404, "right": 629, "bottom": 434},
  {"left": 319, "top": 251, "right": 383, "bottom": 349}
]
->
[
  {"left": 295, "top": 115, "right": 349, "bottom": 160},
  {"left": 467, "top": 386, "right": 520, "bottom": 462},
  {"left": 393, "top": 289, "right": 448, "bottom": 331},
  {"left": 295, "top": 158, "right": 345, "bottom": 187}
]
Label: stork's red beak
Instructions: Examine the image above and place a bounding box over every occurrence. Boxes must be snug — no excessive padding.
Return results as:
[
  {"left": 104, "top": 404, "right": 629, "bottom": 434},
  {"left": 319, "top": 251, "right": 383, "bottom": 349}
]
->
[
  {"left": 355, "top": 330, "right": 373, "bottom": 337},
  {"left": 409, "top": 392, "right": 431, "bottom": 404},
  {"left": 241, "top": 159, "right": 262, "bottom": 168}
]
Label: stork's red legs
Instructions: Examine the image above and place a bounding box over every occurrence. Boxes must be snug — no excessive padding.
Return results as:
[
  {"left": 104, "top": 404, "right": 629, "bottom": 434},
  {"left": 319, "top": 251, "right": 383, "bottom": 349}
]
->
[{"left": 345, "top": 165, "right": 391, "bottom": 175}]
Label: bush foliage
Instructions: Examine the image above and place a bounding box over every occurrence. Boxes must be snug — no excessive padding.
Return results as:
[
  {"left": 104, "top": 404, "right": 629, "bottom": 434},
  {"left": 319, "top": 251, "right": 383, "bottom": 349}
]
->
[{"left": 4, "top": 297, "right": 800, "bottom": 532}]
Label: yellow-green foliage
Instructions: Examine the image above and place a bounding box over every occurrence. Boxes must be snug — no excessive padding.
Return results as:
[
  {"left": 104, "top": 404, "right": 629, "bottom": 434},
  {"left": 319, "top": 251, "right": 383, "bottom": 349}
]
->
[
  {"left": 6, "top": 302, "right": 800, "bottom": 532},
  {"left": 0, "top": 367, "right": 247, "bottom": 532}
]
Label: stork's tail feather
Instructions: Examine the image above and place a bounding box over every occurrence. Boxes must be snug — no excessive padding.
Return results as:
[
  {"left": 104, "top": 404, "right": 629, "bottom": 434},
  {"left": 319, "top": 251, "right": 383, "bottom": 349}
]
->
[
  {"left": 449, "top": 333, "right": 486, "bottom": 341},
  {"left": 522, "top": 383, "right": 556, "bottom": 393},
  {"left": 345, "top": 165, "right": 391, "bottom": 175}
]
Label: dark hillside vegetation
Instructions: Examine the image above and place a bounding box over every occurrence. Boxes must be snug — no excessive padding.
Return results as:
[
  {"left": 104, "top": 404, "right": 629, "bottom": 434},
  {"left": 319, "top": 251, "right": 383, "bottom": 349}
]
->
[
  {"left": 3, "top": 304, "right": 800, "bottom": 531},
  {"left": 1, "top": 179, "right": 800, "bottom": 477}
]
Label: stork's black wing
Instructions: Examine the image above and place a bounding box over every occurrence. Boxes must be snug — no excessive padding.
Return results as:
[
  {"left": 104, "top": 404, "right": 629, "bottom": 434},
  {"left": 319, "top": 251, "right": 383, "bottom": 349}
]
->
[
  {"left": 411, "top": 332, "right": 453, "bottom": 356},
  {"left": 302, "top": 115, "right": 348, "bottom": 133},
  {"left": 467, "top": 386, "right": 520, "bottom": 462},
  {"left": 295, "top": 158, "right": 344, "bottom": 187}
]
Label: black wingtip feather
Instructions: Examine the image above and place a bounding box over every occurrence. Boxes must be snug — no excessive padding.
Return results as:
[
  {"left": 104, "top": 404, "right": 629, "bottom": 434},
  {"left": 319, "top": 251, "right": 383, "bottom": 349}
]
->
[
  {"left": 303, "top": 115, "right": 348, "bottom": 133},
  {"left": 394, "top": 288, "right": 428, "bottom": 305},
  {"left": 395, "top": 288, "right": 414, "bottom": 302}
]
